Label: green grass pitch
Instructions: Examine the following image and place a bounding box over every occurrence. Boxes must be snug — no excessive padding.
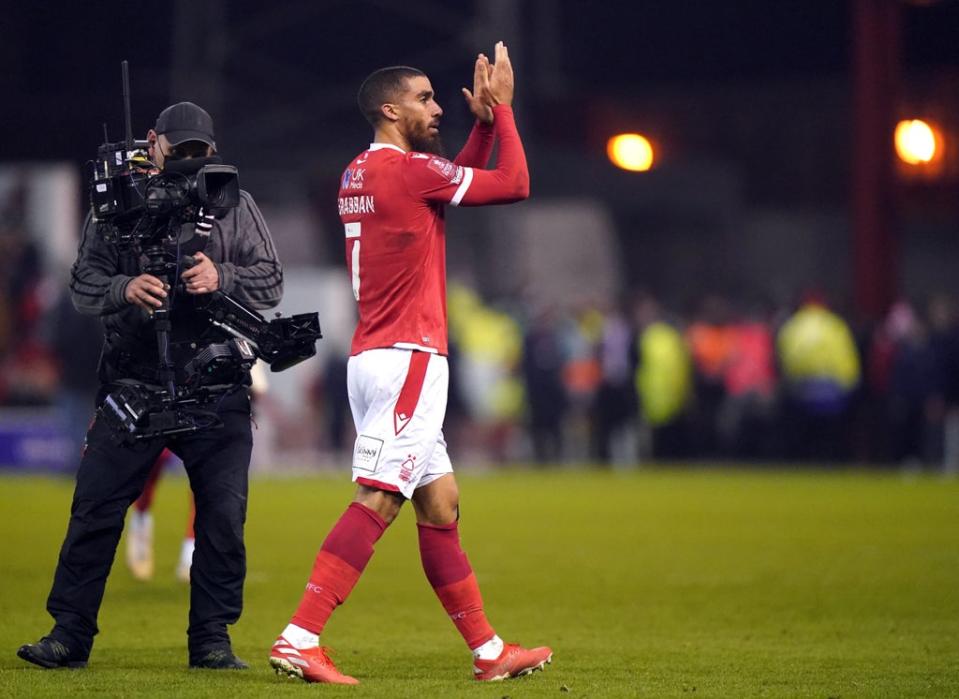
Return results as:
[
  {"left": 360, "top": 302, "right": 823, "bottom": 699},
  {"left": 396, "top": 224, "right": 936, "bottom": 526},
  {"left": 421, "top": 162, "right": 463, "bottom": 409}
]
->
[{"left": 0, "top": 468, "right": 957, "bottom": 697}]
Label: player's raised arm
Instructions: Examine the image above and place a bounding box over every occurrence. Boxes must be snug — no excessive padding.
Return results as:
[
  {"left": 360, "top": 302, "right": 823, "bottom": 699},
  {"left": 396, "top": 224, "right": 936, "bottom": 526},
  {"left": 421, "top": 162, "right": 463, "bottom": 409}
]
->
[
  {"left": 456, "top": 42, "right": 528, "bottom": 205},
  {"left": 409, "top": 42, "right": 529, "bottom": 207}
]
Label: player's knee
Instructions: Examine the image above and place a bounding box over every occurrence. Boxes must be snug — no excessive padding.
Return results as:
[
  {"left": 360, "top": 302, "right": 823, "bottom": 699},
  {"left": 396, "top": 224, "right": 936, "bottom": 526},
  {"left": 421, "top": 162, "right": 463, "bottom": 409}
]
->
[
  {"left": 354, "top": 485, "right": 404, "bottom": 524},
  {"left": 415, "top": 500, "right": 459, "bottom": 526}
]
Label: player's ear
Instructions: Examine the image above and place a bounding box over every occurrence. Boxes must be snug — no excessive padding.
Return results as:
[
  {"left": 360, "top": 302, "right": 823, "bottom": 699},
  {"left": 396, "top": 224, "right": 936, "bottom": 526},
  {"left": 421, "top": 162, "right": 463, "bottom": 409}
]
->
[
  {"left": 381, "top": 102, "right": 400, "bottom": 123},
  {"left": 146, "top": 129, "right": 158, "bottom": 156}
]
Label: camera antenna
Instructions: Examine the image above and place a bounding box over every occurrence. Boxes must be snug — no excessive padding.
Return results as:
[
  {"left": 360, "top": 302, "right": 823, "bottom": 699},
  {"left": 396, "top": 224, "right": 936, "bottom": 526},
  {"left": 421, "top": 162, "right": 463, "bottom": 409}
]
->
[{"left": 122, "top": 60, "right": 133, "bottom": 151}]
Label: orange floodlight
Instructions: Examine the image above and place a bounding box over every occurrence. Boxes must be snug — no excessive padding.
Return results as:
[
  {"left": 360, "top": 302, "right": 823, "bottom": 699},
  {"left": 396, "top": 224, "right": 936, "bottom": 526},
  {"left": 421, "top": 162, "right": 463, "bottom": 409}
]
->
[
  {"left": 607, "top": 133, "right": 654, "bottom": 172},
  {"left": 894, "top": 119, "right": 941, "bottom": 165}
]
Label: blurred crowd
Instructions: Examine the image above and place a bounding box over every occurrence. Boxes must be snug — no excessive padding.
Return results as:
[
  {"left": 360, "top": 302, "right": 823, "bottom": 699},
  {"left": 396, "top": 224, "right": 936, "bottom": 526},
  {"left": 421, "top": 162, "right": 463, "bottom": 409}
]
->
[
  {"left": 4, "top": 205, "right": 959, "bottom": 471},
  {"left": 0, "top": 218, "right": 53, "bottom": 405},
  {"left": 316, "top": 283, "right": 959, "bottom": 471},
  {"left": 0, "top": 210, "right": 104, "bottom": 462}
]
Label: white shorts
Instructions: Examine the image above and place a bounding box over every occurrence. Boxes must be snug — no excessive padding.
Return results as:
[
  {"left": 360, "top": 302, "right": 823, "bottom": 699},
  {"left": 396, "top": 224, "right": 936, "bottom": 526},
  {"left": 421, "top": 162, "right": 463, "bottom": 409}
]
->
[{"left": 348, "top": 348, "right": 453, "bottom": 499}]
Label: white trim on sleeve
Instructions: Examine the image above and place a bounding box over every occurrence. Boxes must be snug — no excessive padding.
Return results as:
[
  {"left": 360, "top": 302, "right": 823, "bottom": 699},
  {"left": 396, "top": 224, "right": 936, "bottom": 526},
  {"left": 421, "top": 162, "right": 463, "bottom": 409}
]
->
[{"left": 449, "top": 167, "right": 474, "bottom": 207}]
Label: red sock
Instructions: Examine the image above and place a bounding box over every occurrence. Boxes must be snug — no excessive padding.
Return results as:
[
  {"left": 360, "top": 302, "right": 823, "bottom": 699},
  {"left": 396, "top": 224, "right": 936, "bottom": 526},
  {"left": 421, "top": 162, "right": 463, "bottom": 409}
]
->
[
  {"left": 418, "top": 521, "right": 496, "bottom": 649},
  {"left": 185, "top": 493, "right": 195, "bottom": 539},
  {"left": 290, "top": 503, "right": 388, "bottom": 634}
]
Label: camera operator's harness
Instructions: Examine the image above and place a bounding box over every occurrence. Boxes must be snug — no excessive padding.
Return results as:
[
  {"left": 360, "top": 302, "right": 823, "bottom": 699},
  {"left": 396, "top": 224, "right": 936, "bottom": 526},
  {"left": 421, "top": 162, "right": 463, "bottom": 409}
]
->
[{"left": 91, "top": 148, "right": 321, "bottom": 444}]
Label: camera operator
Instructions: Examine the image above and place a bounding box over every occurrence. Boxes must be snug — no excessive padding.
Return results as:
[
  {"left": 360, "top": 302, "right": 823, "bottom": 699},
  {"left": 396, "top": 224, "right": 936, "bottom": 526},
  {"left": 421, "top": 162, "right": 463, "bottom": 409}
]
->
[{"left": 18, "top": 102, "right": 283, "bottom": 671}]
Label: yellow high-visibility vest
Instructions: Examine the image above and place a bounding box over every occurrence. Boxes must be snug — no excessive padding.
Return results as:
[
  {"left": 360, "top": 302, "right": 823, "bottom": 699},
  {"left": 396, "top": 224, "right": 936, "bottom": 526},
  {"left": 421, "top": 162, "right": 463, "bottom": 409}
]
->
[
  {"left": 636, "top": 322, "right": 692, "bottom": 426},
  {"left": 777, "top": 305, "right": 860, "bottom": 390}
]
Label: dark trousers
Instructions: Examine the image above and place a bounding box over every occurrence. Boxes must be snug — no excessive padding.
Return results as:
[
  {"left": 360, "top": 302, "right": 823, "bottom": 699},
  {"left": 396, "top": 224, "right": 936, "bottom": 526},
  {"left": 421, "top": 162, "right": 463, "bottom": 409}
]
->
[
  {"left": 590, "top": 381, "right": 638, "bottom": 463},
  {"left": 46, "top": 387, "right": 252, "bottom": 662}
]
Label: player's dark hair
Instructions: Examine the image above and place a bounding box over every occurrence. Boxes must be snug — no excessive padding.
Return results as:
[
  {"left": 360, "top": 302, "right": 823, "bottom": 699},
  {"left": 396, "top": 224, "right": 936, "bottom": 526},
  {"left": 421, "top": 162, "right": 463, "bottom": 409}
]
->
[{"left": 357, "top": 66, "right": 426, "bottom": 126}]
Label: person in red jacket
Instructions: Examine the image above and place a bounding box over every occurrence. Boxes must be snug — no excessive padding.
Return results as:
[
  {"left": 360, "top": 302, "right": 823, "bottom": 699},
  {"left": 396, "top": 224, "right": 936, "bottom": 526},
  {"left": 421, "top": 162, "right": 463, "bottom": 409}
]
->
[{"left": 269, "top": 42, "right": 551, "bottom": 685}]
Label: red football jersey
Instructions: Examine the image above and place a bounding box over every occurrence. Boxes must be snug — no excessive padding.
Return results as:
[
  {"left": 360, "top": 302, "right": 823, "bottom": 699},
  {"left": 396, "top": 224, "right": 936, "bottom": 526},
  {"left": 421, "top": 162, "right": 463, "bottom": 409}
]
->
[{"left": 339, "top": 105, "right": 529, "bottom": 356}]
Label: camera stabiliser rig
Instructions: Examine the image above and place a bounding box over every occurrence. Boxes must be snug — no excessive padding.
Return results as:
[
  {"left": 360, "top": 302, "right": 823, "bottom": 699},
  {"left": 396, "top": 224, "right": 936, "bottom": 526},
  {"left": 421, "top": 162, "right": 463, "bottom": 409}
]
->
[{"left": 91, "top": 62, "right": 322, "bottom": 444}]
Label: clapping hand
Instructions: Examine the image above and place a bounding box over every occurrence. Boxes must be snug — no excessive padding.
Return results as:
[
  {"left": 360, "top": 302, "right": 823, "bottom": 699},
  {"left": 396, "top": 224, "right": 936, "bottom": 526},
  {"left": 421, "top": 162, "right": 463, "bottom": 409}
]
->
[
  {"left": 462, "top": 41, "right": 515, "bottom": 122},
  {"left": 485, "top": 41, "right": 514, "bottom": 108},
  {"left": 462, "top": 53, "right": 494, "bottom": 124}
]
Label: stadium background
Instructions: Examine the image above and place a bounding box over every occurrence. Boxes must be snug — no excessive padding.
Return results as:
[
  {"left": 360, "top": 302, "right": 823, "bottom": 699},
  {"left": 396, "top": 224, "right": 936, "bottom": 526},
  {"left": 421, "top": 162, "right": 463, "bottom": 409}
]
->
[{"left": 0, "top": 2, "right": 957, "bottom": 696}]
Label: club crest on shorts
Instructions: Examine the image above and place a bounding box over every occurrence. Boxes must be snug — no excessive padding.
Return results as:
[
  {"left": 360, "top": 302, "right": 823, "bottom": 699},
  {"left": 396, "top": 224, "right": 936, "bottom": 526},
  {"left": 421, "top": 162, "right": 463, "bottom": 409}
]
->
[{"left": 399, "top": 455, "right": 416, "bottom": 483}]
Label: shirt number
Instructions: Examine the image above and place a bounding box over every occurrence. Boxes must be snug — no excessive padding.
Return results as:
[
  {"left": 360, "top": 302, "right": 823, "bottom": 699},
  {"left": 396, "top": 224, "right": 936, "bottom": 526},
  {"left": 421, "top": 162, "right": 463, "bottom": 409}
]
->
[{"left": 345, "top": 223, "right": 361, "bottom": 301}]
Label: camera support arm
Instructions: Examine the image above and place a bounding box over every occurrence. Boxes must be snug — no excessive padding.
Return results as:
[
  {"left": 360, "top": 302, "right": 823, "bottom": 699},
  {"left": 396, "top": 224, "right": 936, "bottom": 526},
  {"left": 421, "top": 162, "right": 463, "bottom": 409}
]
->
[
  {"left": 98, "top": 292, "right": 321, "bottom": 445},
  {"left": 141, "top": 236, "right": 183, "bottom": 400},
  {"left": 200, "top": 291, "right": 322, "bottom": 372}
]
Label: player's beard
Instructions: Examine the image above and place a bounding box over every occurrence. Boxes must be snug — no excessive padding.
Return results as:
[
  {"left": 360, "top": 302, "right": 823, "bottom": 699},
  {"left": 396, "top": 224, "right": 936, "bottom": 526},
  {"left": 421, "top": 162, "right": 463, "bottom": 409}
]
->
[{"left": 407, "top": 121, "right": 445, "bottom": 157}]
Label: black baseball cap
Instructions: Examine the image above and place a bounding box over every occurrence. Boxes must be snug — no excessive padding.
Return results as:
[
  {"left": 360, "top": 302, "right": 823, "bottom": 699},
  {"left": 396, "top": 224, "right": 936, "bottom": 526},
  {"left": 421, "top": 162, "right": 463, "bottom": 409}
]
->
[{"left": 154, "top": 102, "right": 216, "bottom": 149}]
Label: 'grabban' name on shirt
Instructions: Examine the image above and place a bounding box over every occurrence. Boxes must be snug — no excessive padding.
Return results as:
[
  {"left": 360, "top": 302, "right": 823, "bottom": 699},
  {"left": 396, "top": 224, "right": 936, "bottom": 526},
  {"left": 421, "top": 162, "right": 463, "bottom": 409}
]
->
[{"left": 338, "top": 195, "right": 375, "bottom": 215}]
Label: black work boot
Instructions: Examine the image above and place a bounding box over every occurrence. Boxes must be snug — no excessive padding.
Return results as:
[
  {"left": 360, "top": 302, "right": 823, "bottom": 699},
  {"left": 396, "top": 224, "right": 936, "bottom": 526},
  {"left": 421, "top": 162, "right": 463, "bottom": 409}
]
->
[
  {"left": 190, "top": 648, "right": 249, "bottom": 670},
  {"left": 17, "top": 636, "right": 88, "bottom": 669}
]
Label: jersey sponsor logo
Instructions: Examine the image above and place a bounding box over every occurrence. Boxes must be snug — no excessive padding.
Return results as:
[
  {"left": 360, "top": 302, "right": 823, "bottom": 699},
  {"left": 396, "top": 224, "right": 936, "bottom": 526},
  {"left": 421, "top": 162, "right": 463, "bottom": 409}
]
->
[
  {"left": 345, "top": 168, "right": 365, "bottom": 189},
  {"left": 427, "top": 157, "right": 458, "bottom": 181},
  {"left": 338, "top": 195, "right": 375, "bottom": 215},
  {"left": 353, "top": 434, "right": 384, "bottom": 473},
  {"left": 450, "top": 166, "right": 464, "bottom": 185}
]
